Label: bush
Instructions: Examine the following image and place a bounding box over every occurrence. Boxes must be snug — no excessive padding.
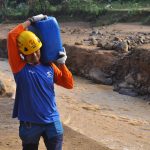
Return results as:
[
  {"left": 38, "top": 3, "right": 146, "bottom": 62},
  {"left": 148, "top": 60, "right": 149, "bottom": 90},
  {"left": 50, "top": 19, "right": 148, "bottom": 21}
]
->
[{"left": 2, "top": 3, "right": 29, "bottom": 20}]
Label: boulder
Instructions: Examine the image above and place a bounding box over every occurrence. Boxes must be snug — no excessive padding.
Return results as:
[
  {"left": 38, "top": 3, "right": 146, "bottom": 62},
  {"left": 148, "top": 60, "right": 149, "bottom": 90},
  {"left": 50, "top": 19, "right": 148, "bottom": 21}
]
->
[
  {"left": 0, "top": 80, "right": 6, "bottom": 96},
  {"left": 0, "top": 39, "right": 7, "bottom": 58}
]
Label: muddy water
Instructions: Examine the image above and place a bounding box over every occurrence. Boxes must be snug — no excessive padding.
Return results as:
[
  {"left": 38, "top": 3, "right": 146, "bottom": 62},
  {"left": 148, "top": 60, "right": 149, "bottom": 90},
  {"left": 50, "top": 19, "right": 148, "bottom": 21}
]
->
[
  {"left": 55, "top": 77, "right": 150, "bottom": 150},
  {"left": 56, "top": 76, "right": 150, "bottom": 121}
]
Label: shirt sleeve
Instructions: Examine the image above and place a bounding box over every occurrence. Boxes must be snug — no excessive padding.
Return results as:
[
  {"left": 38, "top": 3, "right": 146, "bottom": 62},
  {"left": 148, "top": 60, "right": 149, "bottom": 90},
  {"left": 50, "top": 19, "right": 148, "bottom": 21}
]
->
[
  {"left": 51, "top": 63, "right": 73, "bottom": 89},
  {"left": 7, "top": 24, "right": 26, "bottom": 73}
]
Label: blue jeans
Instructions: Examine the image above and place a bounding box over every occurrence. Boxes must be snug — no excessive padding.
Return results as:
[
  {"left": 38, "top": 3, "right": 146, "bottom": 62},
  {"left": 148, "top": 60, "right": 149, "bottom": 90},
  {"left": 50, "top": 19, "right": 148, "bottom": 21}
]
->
[{"left": 19, "top": 121, "right": 63, "bottom": 150}]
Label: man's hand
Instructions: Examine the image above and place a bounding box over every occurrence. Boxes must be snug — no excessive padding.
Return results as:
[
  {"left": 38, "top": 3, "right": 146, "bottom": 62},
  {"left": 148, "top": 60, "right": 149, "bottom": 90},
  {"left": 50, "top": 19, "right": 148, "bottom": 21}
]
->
[
  {"left": 57, "top": 48, "right": 67, "bottom": 64},
  {"left": 28, "top": 14, "right": 47, "bottom": 25}
]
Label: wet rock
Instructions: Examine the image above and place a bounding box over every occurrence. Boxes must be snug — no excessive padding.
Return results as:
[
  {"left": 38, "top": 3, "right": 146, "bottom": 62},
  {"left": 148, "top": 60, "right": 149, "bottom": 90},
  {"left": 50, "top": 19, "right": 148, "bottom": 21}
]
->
[
  {"left": 89, "top": 30, "right": 99, "bottom": 36},
  {"left": 98, "top": 41, "right": 107, "bottom": 48},
  {"left": 115, "top": 41, "right": 128, "bottom": 53},
  {"left": 125, "top": 74, "right": 135, "bottom": 85},
  {"left": 61, "top": 29, "right": 66, "bottom": 33},
  {"left": 137, "top": 73, "right": 148, "bottom": 83},
  {"left": 114, "top": 37, "right": 122, "bottom": 42},
  {"left": 147, "top": 87, "right": 150, "bottom": 93},
  {"left": 110, "top": 71, "right": 115, "bottom": 75},
  {"left": 97, "top": 31, "right": 103, "bottom": 35},
  {"left": 118, "top": 88, "right": 138, "bottom": 97},
  {"left": 97, "top": 41, "right": 103, "bottom": 47},
  {"left": 127, "top": 40, "right": 131, "bottom": 45},
  {"left": 146, "top": 36, "right": 150, "bottom": 40},
  {"left": 113, "top": 84, "right": 119, "bottom": 91},
  {"left": 104, "top": 78, "right": 113, "bottom": 85},
  {"left": 137, "top": 73, "right": 142, "bottom": 82},
  {"left": 89, "top": 68, "right": 112, "bottom": 85},
  {"left": 71, "top": 28, "right": 81, "bottom": 34},
  {"left": 0, "top": 80, "right": 6, "bottom": 95},
  {"left": 103, "top": 42, "right": 114, "bottom": 50},
  {"left": 118, "top": 82, "right": 128, "bottom": 88},
  {"left": 118, "top": 81, "right": 134, "bottom": 89},
  {"left": 0, "top": 39, "right": 7, "bottom": 58},
  {"left": 5, "top": 92, "right": 13, "bottom": 98},
  {"left": 74, "top": 41, "right": 83, "bottom": 45},
  {"left": 147, "top": 101, "right": 150, "bottom": 105},
  {"left": 91, "top": 37, "right": 98, "bottom": 45},
  {"left": 139, "top": 36, "right": 145, "bottom": 44},
  {"left": 138, "top": 86, "right": 148, "bottom": 95},
  {"left": 0, "top": 39, "right": 7, "bottom": 50}
]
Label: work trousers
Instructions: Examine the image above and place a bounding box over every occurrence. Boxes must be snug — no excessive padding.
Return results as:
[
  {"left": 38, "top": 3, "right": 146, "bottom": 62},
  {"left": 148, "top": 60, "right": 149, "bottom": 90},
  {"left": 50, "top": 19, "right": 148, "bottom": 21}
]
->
[{"left": 19, "top": 121, "right": 63, "bottom": 150}]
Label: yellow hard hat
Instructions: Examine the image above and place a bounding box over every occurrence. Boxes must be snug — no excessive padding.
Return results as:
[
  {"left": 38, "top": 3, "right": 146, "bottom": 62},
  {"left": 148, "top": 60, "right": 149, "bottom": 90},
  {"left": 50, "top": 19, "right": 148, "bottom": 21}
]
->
[{"left": 17, "top": 31, "right": 42, "bottom": 55}]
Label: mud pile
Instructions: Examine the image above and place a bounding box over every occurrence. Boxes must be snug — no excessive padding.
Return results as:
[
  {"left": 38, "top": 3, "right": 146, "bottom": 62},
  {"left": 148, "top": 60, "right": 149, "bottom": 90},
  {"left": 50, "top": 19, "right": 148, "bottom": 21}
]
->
[{"left": 65, "top": 44, "right": 119, "bottom": 85}]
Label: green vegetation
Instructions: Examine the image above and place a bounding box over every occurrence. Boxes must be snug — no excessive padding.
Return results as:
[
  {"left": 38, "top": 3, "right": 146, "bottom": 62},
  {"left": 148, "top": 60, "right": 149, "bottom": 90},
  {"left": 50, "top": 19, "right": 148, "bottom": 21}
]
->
[{"left": 0, "top": 0, "right": 150, "bottom": 25}]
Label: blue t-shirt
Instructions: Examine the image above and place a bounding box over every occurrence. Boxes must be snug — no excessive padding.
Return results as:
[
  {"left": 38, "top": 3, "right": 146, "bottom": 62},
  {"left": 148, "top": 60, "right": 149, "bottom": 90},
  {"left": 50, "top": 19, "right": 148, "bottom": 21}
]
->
[{"left": 13, "top": 64, "right": 60, "bottom": 124}]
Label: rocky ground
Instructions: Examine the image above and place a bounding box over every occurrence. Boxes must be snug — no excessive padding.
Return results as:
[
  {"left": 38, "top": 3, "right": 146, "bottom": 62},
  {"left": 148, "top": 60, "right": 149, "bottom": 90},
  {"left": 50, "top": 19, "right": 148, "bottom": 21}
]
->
[
  {"left": 1, "top": 22, "right": 150, "bottom": 96},
  {"left": 61, "top": 22, "right": 150, "bottom": 97}
]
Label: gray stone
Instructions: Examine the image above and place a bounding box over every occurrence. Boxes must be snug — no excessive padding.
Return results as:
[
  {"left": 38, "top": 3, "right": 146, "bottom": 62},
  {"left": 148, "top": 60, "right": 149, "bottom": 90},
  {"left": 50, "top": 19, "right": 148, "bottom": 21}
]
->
[
  {"left": 125, "top": 74, "right": 135, "bottom": 85},
  {"left": 0, "top": 80, "right": 6, "bottom": 95},
  {"left": 114, "top": 37, "right": 122, "bottom": 42},
  {"left": 148, "top": 87, "right": 150, "bottom": 93},
  {"left": 139, "top": 36, "right": 145, "bottom": 43},
  {"left": 89, "top": 68, "right": 112, "bottom": 85},
  {"left": 91, "top": 37, "right": 98, "bottom": 45},
  {"left": 118, "top": 82, "right": 128, "bottom": 88},
  {"left": 119, "top": 88, "right": 138, "bottom": 97},
  {"left": 104, "top": 42, "right": 114, "bottom": 50},
  {"left": 74, "top": 41, "right": 83, "bottom": 45},
  {"left": 115, "top": 41, "right": 128, "bottom": 53}
]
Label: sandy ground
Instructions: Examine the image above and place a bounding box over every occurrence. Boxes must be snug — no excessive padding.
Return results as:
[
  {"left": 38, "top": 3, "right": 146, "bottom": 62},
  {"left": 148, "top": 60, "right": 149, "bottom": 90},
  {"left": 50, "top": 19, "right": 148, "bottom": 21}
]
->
[
  {"left": 0, "top": 98, "right": 108, "bottom": 150},
  {"left": 0, "top": 22, "right": 150, "bottom": 150}
]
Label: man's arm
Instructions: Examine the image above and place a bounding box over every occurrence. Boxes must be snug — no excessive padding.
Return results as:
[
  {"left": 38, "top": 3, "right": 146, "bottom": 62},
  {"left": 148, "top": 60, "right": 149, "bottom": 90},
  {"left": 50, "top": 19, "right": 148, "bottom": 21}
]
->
[
  {"left": 51, "top": 48, "right": 73, "bottom": 89},
  {"left": 22, "top": 20, "right": 31, "bottom": 29},
  {"left": 8, "top": 14, "right": 47, "bottom": 73},
  {"left": 7, "top": 23, "right": 27, "bottom": 73},
  {"left": 51, "top": 63, "right": 73, "bottom": 89}
]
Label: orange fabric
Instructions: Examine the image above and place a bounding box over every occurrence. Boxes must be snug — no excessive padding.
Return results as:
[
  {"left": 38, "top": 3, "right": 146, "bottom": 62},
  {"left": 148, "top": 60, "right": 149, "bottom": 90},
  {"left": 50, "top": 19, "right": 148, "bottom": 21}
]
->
[
  {"left": 51, "top": 63, "right": 73, "bottom": 89},
  {"left": 7, "top": 24, "right": 26, "bottom": 73}
]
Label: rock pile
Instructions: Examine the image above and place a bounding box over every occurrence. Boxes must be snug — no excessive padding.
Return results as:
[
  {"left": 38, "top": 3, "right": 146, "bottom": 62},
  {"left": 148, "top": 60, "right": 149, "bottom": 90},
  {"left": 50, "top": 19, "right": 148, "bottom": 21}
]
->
[{"left": 81, "top": 30, "right": 150, "bottom": 53}]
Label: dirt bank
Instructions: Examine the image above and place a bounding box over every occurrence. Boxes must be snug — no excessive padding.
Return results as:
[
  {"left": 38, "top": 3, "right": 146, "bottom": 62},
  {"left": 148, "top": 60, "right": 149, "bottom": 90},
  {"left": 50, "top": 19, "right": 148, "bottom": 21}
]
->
[{"left": 61, "top": 22, "right": 150, "bottom": 96}]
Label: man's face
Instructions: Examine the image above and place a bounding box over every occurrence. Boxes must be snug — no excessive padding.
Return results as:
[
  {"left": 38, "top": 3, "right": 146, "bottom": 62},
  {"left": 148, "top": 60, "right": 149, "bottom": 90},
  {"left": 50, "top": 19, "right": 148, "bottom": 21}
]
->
[{"left": 25, "top": 49, "right": 41, "bottom": 65}]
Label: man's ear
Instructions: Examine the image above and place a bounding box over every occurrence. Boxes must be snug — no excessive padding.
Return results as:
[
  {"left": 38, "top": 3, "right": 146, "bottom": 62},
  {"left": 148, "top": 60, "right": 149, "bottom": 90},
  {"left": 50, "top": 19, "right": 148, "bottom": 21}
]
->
[{"left": 19, "top": 52, "right": 25, "bottom": 61}]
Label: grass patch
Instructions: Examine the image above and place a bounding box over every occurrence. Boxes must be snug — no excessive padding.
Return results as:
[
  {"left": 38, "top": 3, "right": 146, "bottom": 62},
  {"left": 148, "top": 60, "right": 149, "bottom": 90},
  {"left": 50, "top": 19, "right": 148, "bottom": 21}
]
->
[{"left": 0, "top": 0, "right": 150, "bottom": 25}]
